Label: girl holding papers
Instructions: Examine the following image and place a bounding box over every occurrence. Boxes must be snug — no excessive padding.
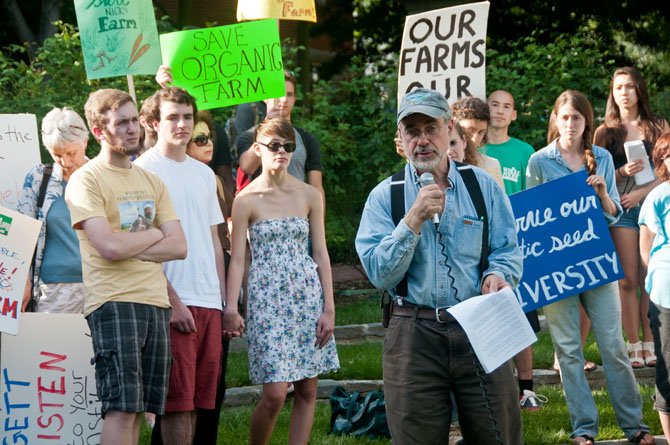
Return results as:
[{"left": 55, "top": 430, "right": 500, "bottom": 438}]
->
[
  {"left": 640, "top": 133, "right": 670, "bottom": 444},
  {"left": 594, "top": 67, "right": 670, "bottom": 369},
  {"left": 527, "top": 90, "right": 654, "bottom": 445}
]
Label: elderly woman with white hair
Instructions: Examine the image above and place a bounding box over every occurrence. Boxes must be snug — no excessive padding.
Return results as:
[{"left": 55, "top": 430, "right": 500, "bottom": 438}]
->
[{"left": 17, "top": 107, "right": 89, "bottom": 313}]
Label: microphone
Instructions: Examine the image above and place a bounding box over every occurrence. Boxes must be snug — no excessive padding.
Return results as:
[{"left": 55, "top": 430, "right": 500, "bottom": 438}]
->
[{"left": 418, "top": 172, "right": 440, "bottom": 226}]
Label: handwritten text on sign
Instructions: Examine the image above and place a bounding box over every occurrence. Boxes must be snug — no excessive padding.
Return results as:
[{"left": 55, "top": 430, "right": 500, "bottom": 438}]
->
[
  {"left": 508, "top": 171, "right": 623, "bottom": 312},
  {"left": 1, "top": 313, "right": 103, "bottom": 444},
  {"left": 0, "top": 206, "right": 41, "bottom": 335},
  {"left": 398, "top": 1, "right": 489, "bottom": 105},
  {"left": 74, "top": 0, "right": 162, "bottom": 80},
  {"left": 160, "top": 20, "right": 285, "bottom": 110},
  {"left": 237, "top": 0, "right": 317, "bottom": 23},
  {"left": 0, "top": 114, "right": 41, "bottom": 210}
]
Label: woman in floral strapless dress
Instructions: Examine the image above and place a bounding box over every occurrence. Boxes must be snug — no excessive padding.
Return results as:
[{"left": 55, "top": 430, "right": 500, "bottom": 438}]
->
[{"left": 223, "top": 117, "right": 339, "bottom": 445}]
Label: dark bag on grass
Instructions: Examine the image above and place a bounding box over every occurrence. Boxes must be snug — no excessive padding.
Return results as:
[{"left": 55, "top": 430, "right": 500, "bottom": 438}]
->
[{"left": 330, "top": 386, "right": 391, "bottom": 438}]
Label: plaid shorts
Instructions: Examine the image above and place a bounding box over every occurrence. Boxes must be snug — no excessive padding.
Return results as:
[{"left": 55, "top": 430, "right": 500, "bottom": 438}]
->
[{"left": 87, "top": 302, "right": 171, "bottom": 416}]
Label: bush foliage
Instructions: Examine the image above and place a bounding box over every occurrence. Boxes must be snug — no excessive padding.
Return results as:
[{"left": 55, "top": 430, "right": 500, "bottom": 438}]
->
[{"left": 2, "top": 23, "right": 669, "bottom": 262}]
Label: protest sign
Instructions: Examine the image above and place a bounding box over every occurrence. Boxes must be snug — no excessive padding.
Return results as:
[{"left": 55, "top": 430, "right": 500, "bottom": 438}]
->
[
  {"left": 0, "top": 114, "right": 41, "bottom": 210},
  {"left": 398, "top": 1, "right": 489, "bottom": 105},
  {"left": 509, "top": 171, "right": 624, "bottom": 313},
  {"left": 0, "top": 206, "right": 41, "bottom": 335},
  {"left": 1, "top": 313, "right": 102, "bottom": 444},
  {"left": 160, "top": 20, "right": 285, "bottom": 110},
  {"left": 237, "top": 0, "right": 317, "bottom": 22},
  {"left": 74, "top": 0, "right": 162, "bottom": 80}
]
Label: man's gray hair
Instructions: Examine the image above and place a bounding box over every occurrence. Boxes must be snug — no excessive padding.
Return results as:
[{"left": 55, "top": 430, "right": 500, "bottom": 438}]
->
[{"left": 41, "top": 107, "right": 89, "bottom": 151}]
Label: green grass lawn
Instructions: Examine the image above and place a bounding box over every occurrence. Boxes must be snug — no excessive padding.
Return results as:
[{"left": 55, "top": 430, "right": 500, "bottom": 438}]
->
[
  {"left": 225, "top": 329, "right": 599, "bottom": 388},
  {"left": 335, "top": 294, "right": 381, "bottom": 325},
  {"left": 226, "top": 342, "right": 384, "bottom": 388},
  {"left": 139, "top": 384, "right": 661, "bottom": 444}
]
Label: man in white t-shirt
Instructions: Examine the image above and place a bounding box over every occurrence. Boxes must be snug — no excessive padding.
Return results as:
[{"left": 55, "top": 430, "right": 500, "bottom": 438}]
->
[{"left": 135, "top": 87, "right": 226, "bottom": 445}]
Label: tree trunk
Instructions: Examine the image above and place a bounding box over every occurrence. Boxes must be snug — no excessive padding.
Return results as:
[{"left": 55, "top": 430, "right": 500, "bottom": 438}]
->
[
  {"left": 297, "top": 21, "right": 312, "bottom": 113},
  {"left": 3, "top": 0, "right": 37, "bottom": 46},
  {"left": 39, "top": 0, "right": 63, "bottom": 44}
]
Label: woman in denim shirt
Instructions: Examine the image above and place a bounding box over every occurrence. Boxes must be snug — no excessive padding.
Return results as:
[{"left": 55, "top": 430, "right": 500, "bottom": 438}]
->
[
  {"left": 17, "top": 107, "right": 89, "bottom": 313},
  {"left": 527, "top": 90, "right": 654, "bottom": 445}
]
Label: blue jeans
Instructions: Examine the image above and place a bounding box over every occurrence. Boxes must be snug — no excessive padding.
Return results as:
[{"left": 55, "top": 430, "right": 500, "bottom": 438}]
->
[{"left": 544, "top": 281, "right": 648, "bottom": 440}]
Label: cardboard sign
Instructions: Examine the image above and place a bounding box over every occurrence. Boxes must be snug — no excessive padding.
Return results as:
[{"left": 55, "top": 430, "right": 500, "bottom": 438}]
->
[
  {"left": 1, "top": 313, "right": 103, "bottom": 444},
  {"left": 0, "top": 206, "right": 41, "bottom": 335},
  {"left": 398, "top": 1, "right": 489, "bottom": 105},
  {"left": 160, "top": 20, "right": 285, "bottom": 110},
  {"left": 74, "top": 0, "right": 162, "bottom": 80},
  {"left": 509, "top": 171, "right": 624, "bottom": 313},
  {"left": 237, "top": 0, "right": 317, "bottom": 22},
  {"left": 0, "top": 114, "right": 41, "bottom": 210}
]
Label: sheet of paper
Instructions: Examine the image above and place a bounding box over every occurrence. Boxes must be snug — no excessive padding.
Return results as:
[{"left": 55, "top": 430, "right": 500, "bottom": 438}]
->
[
  {"left": 448, "top": 287, "right": 537, "bottom": 373},
  {"left": 624, "top": 140, "right": 655, "bottom": 186}
]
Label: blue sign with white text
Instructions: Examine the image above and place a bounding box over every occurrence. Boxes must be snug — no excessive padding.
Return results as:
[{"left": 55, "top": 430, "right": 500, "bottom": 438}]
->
[{"left": 509, "top": 171, "right": 623, "bottom": 313}]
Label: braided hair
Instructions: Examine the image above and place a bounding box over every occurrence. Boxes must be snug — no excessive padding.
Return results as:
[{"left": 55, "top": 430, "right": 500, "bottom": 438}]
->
[{"left": 547, "top": 90, "right": 597, "bottom": 175}]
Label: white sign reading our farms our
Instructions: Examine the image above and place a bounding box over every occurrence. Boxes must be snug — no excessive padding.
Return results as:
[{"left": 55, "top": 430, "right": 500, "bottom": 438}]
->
[{"left": 398, "top": 1, "right": 490, "bottom": 105}]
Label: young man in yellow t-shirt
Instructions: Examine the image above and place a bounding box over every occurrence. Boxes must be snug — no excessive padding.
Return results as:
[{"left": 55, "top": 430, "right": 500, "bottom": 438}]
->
[{"left": 65, "top": 88, "right": 187, "bottom": 445}]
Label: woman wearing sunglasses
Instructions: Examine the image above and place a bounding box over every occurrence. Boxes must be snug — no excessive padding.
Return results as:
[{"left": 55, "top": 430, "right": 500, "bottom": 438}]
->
[
  {"left": 184, "top": 110, "right": 234, "bottom": 445},
  {"left": 223, "top": 117, "right": 339, "bottom": 444}
]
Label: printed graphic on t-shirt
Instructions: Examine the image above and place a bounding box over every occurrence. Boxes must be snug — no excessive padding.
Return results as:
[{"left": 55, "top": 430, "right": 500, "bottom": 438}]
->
[
  {"left": 118, "top": 200, "right": 156, "bottom": 232},
  {"left": 502, "top": 166, "right": 521, "bottom": 184}
]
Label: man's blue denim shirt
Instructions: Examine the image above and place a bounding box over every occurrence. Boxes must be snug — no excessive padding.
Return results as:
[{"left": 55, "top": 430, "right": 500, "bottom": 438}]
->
[
  {"left": 526, "top": 140, "right": 623, "bottom": 226},
  {"left": 355, "top": 160, "right": 523, "bottom": 309}
]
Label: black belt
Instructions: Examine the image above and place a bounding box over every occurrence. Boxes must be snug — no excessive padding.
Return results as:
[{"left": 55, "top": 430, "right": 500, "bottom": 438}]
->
[{"left": 391, "top": 304, "right": 453, "bottom": 323}]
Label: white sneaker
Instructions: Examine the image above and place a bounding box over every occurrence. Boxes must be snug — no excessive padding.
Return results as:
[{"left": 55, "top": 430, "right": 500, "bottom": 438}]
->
[{"left": 519, "top": 389, "right": 547, "bottom": 412}]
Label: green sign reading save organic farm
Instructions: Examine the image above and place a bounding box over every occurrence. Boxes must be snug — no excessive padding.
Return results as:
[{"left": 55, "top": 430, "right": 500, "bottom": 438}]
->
[{"left": 159, "top": 19, "right": 285, "bottom": 110}]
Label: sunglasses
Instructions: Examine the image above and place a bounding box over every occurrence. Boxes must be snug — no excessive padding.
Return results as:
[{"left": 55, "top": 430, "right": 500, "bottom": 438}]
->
[
  {"left": 191, "top": 134, "right": 212, "bottom": 147},
  {"left": 257, "top": 141, "right": 297, "bottom": 153}
]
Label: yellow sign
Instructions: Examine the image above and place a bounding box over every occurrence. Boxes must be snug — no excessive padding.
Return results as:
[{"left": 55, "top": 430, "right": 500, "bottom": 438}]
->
[{"left": 237, "top": 0, "right": 317, "bottom": 23}]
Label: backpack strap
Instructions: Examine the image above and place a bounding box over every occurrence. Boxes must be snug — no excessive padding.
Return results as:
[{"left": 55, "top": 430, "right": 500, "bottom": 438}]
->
[
  {"left": 455, "top": 162, "right": 489, "bottom": 273},
  {"left": 27, "top": 164, "right": 53, "bottom": 312},
  {"left": 36, "top": 164, "right": 53, "bottom": 210},
  {"left": 390, "top": 168, "right": 408, "bottom": 298}
]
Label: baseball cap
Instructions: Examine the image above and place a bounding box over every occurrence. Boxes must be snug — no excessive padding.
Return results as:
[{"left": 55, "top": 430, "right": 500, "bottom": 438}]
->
[{"left": 397, "top": 88, "right": 450, "bottom": 125}]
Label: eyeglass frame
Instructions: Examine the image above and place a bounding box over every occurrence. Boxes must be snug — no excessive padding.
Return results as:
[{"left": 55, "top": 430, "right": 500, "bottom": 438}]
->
[
  {"left": 399, "top": 119, "right": 448, "bottom": 142},
  {"left": 256, "top": 140, "right": 297, "bottom": 153},
  {"left": 190, "top": 134, "right": 212, "bottom": 147}
]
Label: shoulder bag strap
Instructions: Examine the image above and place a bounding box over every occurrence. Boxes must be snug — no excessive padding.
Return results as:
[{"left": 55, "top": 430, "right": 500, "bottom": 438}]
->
[
  {"left": 455, "top": 162, "right": 489, "bottom": 273},
  {"left": 390, "top": 168, "right": 408, "bottom": 297},
  {"left": 27, "top": 164, "right": 53, "bottom": 312}
]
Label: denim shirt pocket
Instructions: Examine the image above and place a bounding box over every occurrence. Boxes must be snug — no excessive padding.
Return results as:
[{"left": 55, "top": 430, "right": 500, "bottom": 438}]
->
[{"left": 455, "top": 216, "right": 484, "bottom": 262}]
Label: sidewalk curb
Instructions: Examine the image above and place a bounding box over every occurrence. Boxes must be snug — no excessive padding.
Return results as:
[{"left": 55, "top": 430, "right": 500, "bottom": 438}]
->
[{"left": 223, "top": 366, "right": 656, "bottom": 407}]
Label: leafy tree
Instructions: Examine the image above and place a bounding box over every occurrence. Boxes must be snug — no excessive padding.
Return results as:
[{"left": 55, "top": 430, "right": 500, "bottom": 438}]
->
[
  {"left": 296, "top": 57, "right": 401, "bottom": 262},
  {"left": 0, "top": 22, "right": 159, "bottom": 159},
  {"left": 487, "top": 30, "right": 615, "bottom": 149}
]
